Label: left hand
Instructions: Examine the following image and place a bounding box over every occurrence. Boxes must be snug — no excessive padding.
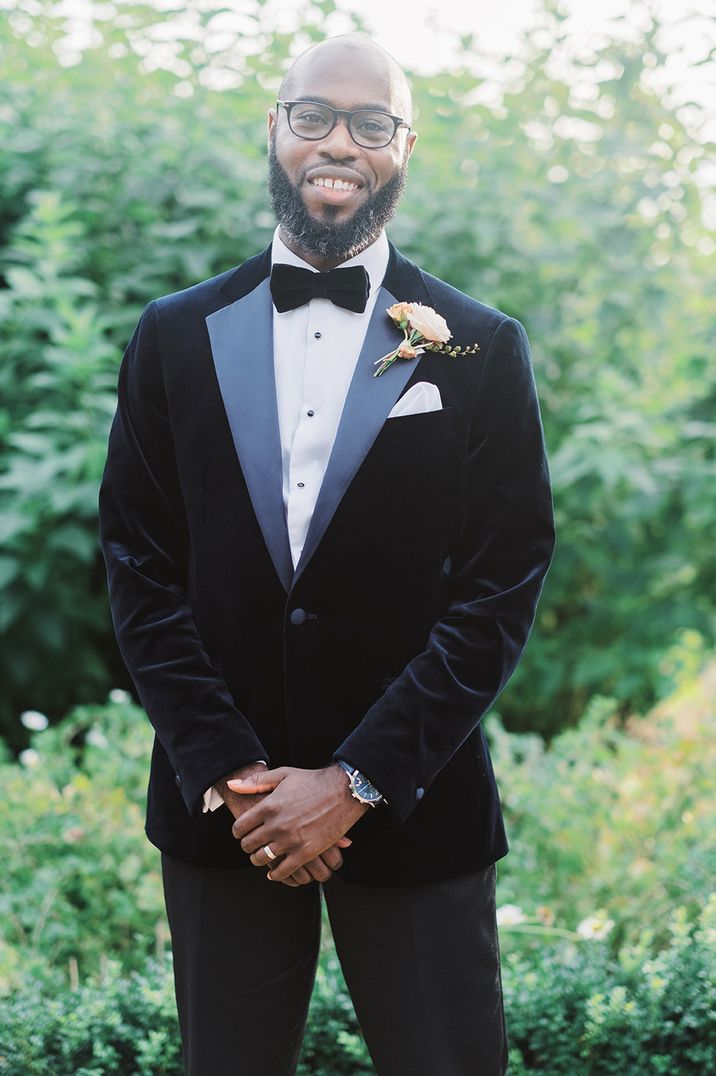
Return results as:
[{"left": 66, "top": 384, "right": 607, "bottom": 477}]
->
[{"left": 228, "top": 765, "right": 368, "bottom": 883}]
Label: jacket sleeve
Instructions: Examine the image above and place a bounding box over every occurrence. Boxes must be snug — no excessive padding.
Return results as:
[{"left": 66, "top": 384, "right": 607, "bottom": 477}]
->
[
  {"left": 333, "top": 315, "right": 556, "bottom": 825},
  {"left": 98, "top": 301, "right": 269, "bottom": 815}
]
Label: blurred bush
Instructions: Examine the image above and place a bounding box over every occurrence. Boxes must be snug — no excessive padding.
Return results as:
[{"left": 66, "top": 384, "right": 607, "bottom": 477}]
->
[
  {"left": 2, "top": 665, "right": 714, "bottom": 973},
  {"left": 4, "top": 652, "right": 710, "bottom": 1001},
  {"left": 0, "top": 693, "right": 164, "bottom": 992},
  {"left": 490, "top": 659, "right": 716, "bottom": 956},
  {"left": 0, "top": 904, "right": 713, "bottom": 1074},
  {"left": 504, "top": 896, "right": 716, "bottom": 1074},
  {"left": 0, "top": 959, "right": 183, "bottom": 1076},
  {"left": 1, "top": 0, "right": 714, "bottom": 746}
]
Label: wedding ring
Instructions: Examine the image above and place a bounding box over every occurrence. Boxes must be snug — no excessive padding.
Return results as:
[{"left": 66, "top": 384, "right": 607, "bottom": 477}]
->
[{"left": 263, "top": 844, "right": 277, "bottom": 861}]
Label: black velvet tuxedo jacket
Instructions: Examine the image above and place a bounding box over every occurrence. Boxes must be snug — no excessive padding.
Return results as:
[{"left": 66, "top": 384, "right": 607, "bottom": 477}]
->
[{"left": 98, "top": 241, "right": 555, "bottom": 887}]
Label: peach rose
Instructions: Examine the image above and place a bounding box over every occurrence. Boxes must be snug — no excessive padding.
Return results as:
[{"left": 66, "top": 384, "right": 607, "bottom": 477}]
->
[
  {"left": 386, "top": 302, "right": 414, "bottom": 326},
  {"left": 407, "top": 304, "right": 452, "bottom": 344},
  {"left": 397, "top": 342, "right": 421, "bottom": 359}
]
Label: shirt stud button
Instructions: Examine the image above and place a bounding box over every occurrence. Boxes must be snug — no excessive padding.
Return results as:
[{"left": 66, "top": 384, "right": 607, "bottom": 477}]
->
[
  {"left": 314, "top": 331, "right": 322, "bottom": 339},
  {"left": 307, "top": 409, "right": 315, "bottom": 417},
  {"left": 297, "top": 481, "right": 305, "bottom": 488}
]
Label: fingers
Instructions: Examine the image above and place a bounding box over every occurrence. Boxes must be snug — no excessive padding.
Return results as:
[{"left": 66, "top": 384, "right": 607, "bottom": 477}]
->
[
  {"left": 240, "top": 826, "right": 276, "bottom": 857},
  {"left": 227, "top": 767, "right": 288, "bottom": 795},
  {"left": 232, "top": 805, "right": 272, "bottom": 841},
  {"left": 228, "top": 779, "right": 275, "bottom": 794},
  {"left": 319, "top": 846, "right": 344, "bottom": 872},
  {"left": 287, "top": 866, "right": 314, "bottom": 885},
  {"left": 267, "top": 851, "right": 324, "bottom": 884},
  {"left": 267, "top": 859, "right": 296, "bottom": 883},
  {"left": 267, "top": 856, "right": 333, "bottom": 884},
  {"left": 304, "top": 857, "right": 334, "bottom": 883},
  {"left": 248, "top": 837, "right": 285, "bottom": 868}
]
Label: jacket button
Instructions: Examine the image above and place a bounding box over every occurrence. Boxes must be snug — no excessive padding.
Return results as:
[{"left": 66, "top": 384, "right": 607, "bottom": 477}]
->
[
  {"left": 414, "top": 787, "right": 424, "bottom": 801},
  {"left": 290, "top": 608, "right": 307, "bottom": 626},
  {"left": 175, "top": 774, "right": 182, "bottom": 787}
]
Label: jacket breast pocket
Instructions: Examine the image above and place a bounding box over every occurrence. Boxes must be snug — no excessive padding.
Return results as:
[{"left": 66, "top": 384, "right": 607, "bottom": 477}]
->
[{"left": 377, "top": 404, "right": 456, "bottom": 444}]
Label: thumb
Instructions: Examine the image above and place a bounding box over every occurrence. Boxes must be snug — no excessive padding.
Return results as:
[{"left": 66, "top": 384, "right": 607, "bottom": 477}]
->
[
  {"left": 227, "top": 767, "right": 287, "bottom": 794},
  {"left": 336, "top": 837, "right": 352, "bottom": 848}
]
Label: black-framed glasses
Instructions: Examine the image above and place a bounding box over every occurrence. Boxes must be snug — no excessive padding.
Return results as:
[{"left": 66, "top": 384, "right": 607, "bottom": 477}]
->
[{"left": 277, "top": 100, "right": 410, "bottom": 149}]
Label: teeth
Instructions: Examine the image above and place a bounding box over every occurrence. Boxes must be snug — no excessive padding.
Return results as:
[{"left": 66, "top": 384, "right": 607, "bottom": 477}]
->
[{"left": 313, "top": 178, "right": 358, "bottom": 191}]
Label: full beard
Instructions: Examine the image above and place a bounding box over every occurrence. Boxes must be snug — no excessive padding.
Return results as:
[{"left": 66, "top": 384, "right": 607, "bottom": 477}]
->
[{"left": 268, "top": 141, "right": 408, "bottom": 262}]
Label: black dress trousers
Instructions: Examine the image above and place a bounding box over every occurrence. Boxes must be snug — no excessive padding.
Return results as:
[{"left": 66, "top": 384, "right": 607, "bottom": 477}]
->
[{"left": 162, "top": 853, "right": 509, "bottom": 1076}]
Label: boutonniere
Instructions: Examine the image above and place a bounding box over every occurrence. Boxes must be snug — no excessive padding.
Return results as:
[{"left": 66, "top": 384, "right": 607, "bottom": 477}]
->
[{"left": 373, "top": 302, "right": 480, "bottom": 377}]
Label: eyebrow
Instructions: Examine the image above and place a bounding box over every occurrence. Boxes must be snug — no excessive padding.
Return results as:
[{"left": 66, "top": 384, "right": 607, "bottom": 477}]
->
[{"left": 292, "top": 95, "right": 397, "bottom": 114}]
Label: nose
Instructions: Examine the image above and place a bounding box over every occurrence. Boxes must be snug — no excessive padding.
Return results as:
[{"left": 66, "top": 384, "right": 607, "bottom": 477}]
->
[{"left": 318, "top": 115, "right": 357, "bottom": 160}]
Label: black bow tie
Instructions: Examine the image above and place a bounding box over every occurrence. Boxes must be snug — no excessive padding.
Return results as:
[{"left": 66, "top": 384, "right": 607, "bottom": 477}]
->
[{"left": 270, "top": 263, "right": 370, "bottom": 314}]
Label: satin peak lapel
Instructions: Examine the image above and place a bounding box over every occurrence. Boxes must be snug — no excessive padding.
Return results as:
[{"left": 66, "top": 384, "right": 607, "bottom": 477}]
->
[
  {"left": 292, "top": 286, "right": 419, "bottom": 585},
  {"left": 205, "top": 279, "right": 294, "bottom": 593}
]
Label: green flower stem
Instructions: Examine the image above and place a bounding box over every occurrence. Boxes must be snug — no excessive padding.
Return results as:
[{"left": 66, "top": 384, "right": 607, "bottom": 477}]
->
[
  {"left": 373, "top": 353, "right": 398, "bottom": 377},
  {"left": 374, "top": 328, "right": 429, "bottom": 377}
]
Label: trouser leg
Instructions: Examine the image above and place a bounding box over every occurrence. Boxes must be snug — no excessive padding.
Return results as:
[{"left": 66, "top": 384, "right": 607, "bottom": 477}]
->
[
  {"left": 161, "top": 853, "right": 321, "bottom": 1076},
  {"left": 323, "top": 864, "right": 508, "bottom": 1076}
]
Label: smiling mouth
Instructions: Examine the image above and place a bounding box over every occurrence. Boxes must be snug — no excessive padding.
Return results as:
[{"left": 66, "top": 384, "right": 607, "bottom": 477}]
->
[{"left": 310, "top": 177, "right": 361, "bottom": 192}]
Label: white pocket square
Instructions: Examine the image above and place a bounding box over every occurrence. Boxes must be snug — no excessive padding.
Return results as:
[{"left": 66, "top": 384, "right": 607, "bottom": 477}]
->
[{"left": 387, "top": 381, "right": 442, "bottom": 419}]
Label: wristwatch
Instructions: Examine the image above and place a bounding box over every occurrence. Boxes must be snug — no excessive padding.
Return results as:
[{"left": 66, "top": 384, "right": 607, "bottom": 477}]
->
[{"left": 336, "top": 759, "right": 386, "bottom": 807}]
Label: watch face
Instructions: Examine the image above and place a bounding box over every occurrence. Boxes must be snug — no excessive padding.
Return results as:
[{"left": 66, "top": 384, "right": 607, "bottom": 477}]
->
[{"left": 352, "top": 772, "right": 382, "bottom": 803}]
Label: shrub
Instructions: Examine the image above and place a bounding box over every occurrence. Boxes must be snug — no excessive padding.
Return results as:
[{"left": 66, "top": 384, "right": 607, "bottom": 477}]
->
[
  {"left": 3, "top": 666, "right": 715, "bottom": 996},
  {"left": 489, "top": 663, "right": 716, "bottom": 956},
  {"left": 0, "top": 694, "right": 164, "bottom": 992},
  {"left": 504, "top": 896, "right": 716, "bottom": 1074},
  {"left": 0, "top": 954, "right": 373, "bottom": 1076},
  {"left": 0, "top": 191, "right": 124, "bottom": 749},
  {"left": 0, "top": 900, "right": 713, "bottom": 1075},
  {"left": 0, "top": 960, "right": 182, "bottom": 1076}
]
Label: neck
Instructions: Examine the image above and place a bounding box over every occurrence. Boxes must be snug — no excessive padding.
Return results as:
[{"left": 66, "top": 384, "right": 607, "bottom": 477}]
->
[{"left": 277, "top": 226, "right": 373, "bottom": 272}]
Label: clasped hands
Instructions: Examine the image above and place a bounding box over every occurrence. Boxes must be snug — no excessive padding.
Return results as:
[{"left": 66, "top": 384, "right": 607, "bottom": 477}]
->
[{"left": 218, "top": 763, "right": 368, "bottom": 887}]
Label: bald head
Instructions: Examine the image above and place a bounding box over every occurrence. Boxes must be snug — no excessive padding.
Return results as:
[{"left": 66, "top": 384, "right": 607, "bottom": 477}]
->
[
  {"left": 268, "top": 32, "right": 417, "bottom": 269},
  {"left": 279, "top": 34, "right": 413, "bottom": 125}
]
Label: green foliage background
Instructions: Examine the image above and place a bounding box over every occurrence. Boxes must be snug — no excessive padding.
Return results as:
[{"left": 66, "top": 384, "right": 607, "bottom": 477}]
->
[
  {"left": 0, "top": 0, "right": 714, "bottom": 748},
  {"left": 1, "top": 5, "right": 714, "bottom": 1065},
  {"left": 2, "top": 676, "right": 714, "bottom": 1070}
]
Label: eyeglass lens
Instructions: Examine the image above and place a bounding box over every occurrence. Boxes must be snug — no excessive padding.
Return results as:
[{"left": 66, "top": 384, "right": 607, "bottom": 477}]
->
[{"left": 288, "top": 103, "right": 396, "bottom": 147}]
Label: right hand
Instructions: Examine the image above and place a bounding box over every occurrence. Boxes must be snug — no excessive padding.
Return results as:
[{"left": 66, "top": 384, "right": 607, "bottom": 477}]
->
[{"left": 215, "top": 766, "right": 351, "bottom": 887}]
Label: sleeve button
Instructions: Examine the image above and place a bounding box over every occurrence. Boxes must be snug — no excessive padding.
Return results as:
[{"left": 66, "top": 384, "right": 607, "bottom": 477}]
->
[
  {"left": 175, "top": 774, "right": 182, "bottom": 787},
  {"left": 414, "top": 787, "right": 424, "bottom": 801}
]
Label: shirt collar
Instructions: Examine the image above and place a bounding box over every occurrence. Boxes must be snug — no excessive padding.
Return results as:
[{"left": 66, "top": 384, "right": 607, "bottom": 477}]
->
[{"left": 271, "top": 226, "right": 389, "bottom": 299}]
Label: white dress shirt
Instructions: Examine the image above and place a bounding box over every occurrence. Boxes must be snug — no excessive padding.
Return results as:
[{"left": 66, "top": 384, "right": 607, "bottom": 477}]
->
[
  {"left": 202, "top": 227, "right": 390, "bottom": 811},
  {"left": 272, "top": 227, "right": 389, "bottom": 567}
]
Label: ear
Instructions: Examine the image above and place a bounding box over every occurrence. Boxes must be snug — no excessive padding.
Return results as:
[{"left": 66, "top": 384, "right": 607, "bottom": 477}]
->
[
  {"left": 267, "top": 106, "right": 278, "bottom": 139},
  {"left": 406, "top": 130, "right": 418, "bottom": 159}
]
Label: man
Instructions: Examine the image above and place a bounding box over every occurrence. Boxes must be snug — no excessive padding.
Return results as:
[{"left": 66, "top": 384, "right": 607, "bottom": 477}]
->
[{"left": 99, "top": 32, "right": 555, "bottom": 1076}]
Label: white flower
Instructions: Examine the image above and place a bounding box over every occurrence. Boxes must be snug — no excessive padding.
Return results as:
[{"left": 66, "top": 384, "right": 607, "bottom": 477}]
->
[
  {"left": 19, "top": 748, "right": 40, "bottom": 768},
  {"left": 20, "top": 709, "right": 49, "bottom": 731},
  {"left": 86, "top": 728, "right": 108, "bottom": 749},
  {"left": 407, "top": 304, "right": 452, "bottom": 344},
  {"left": 496, "top": 904, "right": 526, "bottom": 926},
  {"left": 109, "top": 688, "right": 131, "bottom": 704},
  {"left": 577, "top": 913, "right": 615, "bottom": 940}
]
